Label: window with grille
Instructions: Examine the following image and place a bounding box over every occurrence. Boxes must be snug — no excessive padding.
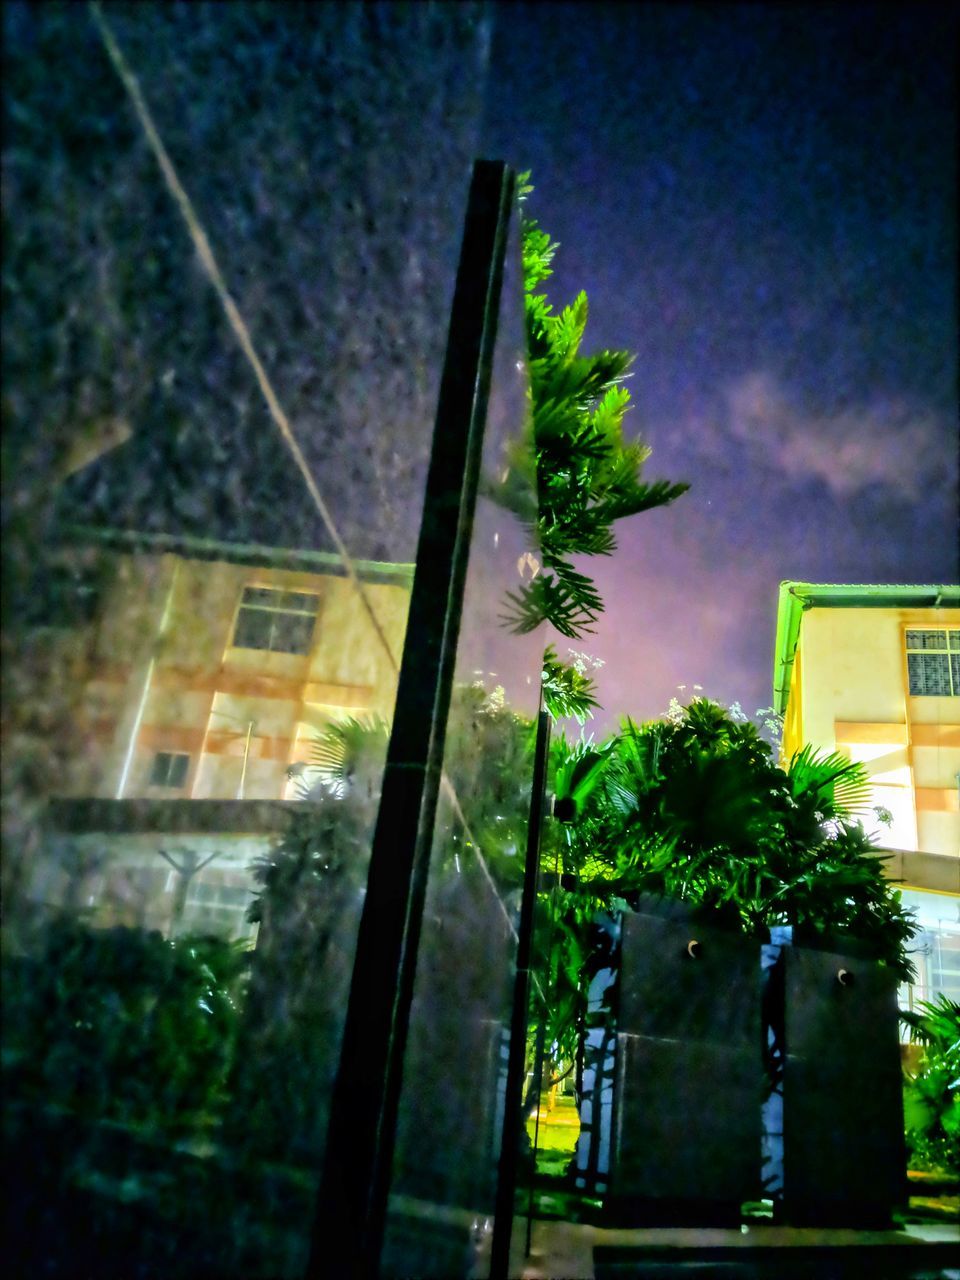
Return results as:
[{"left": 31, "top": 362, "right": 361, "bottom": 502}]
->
[
  {"left": 905, "top": 628, "right": 960, "bottom": 696},
  {"left": 231, "top": 587, "right": 318, "bottom": 655},
  {"left": 149, "top": 751, "right": 190, "bottom": 788}
]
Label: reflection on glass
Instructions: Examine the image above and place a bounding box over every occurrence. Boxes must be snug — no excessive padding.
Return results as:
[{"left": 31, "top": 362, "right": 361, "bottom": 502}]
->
[
  {"left": 3, "top": 4, "right": 491, "bottom": 1275},
  {"left": 382, "top": 198, "right": 541, "bottom": 1277}
]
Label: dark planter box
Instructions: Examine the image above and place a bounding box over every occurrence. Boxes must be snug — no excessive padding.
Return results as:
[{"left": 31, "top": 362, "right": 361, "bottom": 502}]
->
[
  {"left": 778, "top": 935, "right": 906, "bottom": 1228},
  {"left": 605, "top": 901, "right": 762, "bottom": 1226}
]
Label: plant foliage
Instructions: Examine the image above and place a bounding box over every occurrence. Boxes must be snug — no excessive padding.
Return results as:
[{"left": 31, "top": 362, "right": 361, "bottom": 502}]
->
[
  {"left": 901, "top": 995, "right": 960, "bottom": 1175},
  {"left": 496, "top": 175, "right": 688, "bottom": 639},
  {"left": 541, "top": 643, "right": 601, "bottom": 724},
  {"left": 535, "top": 698, "right": 919, "bottom": 1073},
  {"left": 2, "top": 920, "right": 246, "bottom": 1134}
]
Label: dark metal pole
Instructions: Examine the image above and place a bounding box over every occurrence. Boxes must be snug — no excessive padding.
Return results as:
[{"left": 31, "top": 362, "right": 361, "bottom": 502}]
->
[
  {"left": 489, "top": 709, "right": 551, "bottom": 1279},
  {"left": 306, "top": 160, "right": 515, "bottom": 1280}
]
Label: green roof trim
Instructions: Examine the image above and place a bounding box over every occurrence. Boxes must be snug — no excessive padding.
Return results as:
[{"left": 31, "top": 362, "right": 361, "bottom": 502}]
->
[
  {"left": 58, "top": 524, "right": 416, "bottom": 587},
  {"left": 772, "top": 581, "right": 960, "bottom": 715}
]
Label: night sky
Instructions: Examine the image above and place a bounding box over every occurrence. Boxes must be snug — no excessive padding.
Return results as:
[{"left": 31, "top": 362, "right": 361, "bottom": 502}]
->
[
  {"left": 483, "top": 2, "right": 958, "bottom": 730},
  {"left": 5, "top": 2, "right": 956, "bottom": 737}
]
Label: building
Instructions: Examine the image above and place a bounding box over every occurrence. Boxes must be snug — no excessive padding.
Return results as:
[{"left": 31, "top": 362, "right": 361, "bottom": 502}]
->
[
  {"left": 773, "top": 582, "right": 960, "bottom": 1005},
  {"left": 14, "top": 479, "right": 411, "bottom": 942},
  {"left": 5, "top": 417, "right": 412, "bottom": 949}
]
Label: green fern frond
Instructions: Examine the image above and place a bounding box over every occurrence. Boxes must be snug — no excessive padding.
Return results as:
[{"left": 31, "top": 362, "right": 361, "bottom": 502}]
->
[
  {"left": 787, "top": 744, "right": 874, "bottom": 818},
  {"left": 491, "top": 174, "right": 689, "bottom": 637},
  {"left": 541, "top": 642, "right": 601, "bottom": 723}
]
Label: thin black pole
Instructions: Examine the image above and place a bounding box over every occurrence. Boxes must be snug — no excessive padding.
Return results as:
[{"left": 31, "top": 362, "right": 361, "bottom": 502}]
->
[
  {"left": 306, "top": 160, "right": 515, "bottom": 1280},
  {"left": 525, "top": 1018, "right": 548, "bottom": 1257},
  {"left": 490, "top": 709, "right": 551, "bottom": 1279},
  {"left": 525, "top": 816, "right": 566, "bottom": 1256}
]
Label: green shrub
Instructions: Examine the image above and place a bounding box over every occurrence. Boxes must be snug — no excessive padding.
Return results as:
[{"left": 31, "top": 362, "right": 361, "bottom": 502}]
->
[
  {"left": 901, "top": 995, "right": 960, "bottom": 1176},
  {"left": 2, "top": 918, "right": 247, "bottom": 1134}
]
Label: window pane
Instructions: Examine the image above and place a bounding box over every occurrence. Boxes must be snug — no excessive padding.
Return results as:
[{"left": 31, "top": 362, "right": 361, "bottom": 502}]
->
[
  {"left": 232, "top": 607, "right": 274, "bottom": 650},
  {"left": 241, "top": 587, "right": 316, "bottom": 614},
  {"left": 905, "top": 629, "right": 947, "bottom": 650},
  {"left": 949, "top": 631, "right": 960, "bottom": 652},
  {"left": 149, "top": 752, "right": 190, "bottom": 786},
  {"left": 150, "top": 752, "right": 173, "bottom": 785},
  {"left": 168, "top": 754, "right": 190, "bottom": 787},
  {"left": 4, "top": 5, "right": 495, "bottom": 1276},
  {"left": 952, "top": 653, "right": 960, "bottom": 694},
  {"left": 908, "top": 652, "right": 952, "bottom": 696},
  {"left": 275, "top": 591, "right": 318, "bottom": 614},
  {"left": 270, "top": 611, "right": 316, "bottom": 655},
  {"left": 241, "top": 586, "right": 280, "bottom": 608}
]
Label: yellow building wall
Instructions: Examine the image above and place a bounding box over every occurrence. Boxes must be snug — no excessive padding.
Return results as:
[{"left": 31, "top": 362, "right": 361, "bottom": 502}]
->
[
  {"left": 792, "top": 605, "right": 960, "bottom": 863},
  {"left": 62, "top": 551, "right": 410, "bottom": 802}
]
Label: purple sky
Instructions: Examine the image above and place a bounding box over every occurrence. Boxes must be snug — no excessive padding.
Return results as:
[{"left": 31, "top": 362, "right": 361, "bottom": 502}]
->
[{"left": 482, "top": 2, "right": 958, "bottom": 731}]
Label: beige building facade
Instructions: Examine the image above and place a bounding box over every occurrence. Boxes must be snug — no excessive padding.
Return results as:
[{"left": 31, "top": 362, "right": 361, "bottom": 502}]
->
[
  {"left": 773, "top": 582, "right": 960, "bottom": 1004},
  {"left": 21, "top": 532, "right": 411, "bottom": 940}
]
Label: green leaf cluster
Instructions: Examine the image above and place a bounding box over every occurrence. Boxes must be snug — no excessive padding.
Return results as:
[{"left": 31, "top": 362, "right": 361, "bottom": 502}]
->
[
  {"left": 555, "top": 698, "right": 917, "bottom": 974},
  {"left": 901, "top": 995, "right": 960, "bottom": 1175},
  {"left": 541, "top": 643, "right": 601, "bottom": 724},
  {"left": 498, "top": 175, "right": 688, "bottom": 638},
  {"left": 2, "top": 920, "right": 246, "bottom": 1133},
  {"left": 535, "top": 698, "right": 920, "bottom": 1073}
]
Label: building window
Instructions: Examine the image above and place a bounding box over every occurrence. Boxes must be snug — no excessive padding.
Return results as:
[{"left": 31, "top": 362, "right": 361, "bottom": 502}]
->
[
  {"left": 150, "top": 752, "right": 190, "bottom": 788},
  {"left": 906, "top": 629, "right": 960, "bottom": 696},
  {"left": 231, "top": 587, "right": 318, "bottom": 655},
  {"left": 181, "top": 878, "right": 255, "bottom": 940}
]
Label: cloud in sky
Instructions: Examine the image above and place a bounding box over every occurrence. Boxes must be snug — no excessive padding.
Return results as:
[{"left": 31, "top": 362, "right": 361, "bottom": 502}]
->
[{"left": 717, "top": 371, "right": 953, "bottom": 503}]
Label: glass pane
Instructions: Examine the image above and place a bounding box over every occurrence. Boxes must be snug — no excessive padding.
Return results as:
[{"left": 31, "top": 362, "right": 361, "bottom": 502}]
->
[
  {"left": 949, "top": 630, "right": 960, "bottom": 652},
  {"left": 905, "top": 629, "right": 948, "bottom": 650},
  {"left": 907, "top": 652, "right": 952, "bottom": 696},
  {"left": 149, "top": 751, "right": 190, "bottom": 788},
  {"left": 241, "top": 587, "right": 318, "bottom": 614},
  {"left": 381, "top": 192, "right": 542, "bottom": 1276},
  {"left": 232, "top": 606, "right": 275, "bottom": 650},
  {"left": 3, "top": 5, "right": 492, "bottom": 1276},
  {"left": 270, "top": 610, "right": 316, "bottom": 655}
]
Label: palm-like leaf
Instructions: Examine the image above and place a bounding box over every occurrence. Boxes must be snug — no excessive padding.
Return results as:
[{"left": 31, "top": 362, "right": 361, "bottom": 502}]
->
[
  {"left": 300, "top": 715, "right": 390, "bottom": 800},
  {"left": 901, "top": 995, "right": 960, "bottom": 1048},
  {"left": 541, "top": 643, "right": 600, "bottom": 724},
  {"left": 490, "top": 177, "right": 688, "bottom": 638},
  {"left": 787, "top": 744, "right": 873, "bottom": 820}
]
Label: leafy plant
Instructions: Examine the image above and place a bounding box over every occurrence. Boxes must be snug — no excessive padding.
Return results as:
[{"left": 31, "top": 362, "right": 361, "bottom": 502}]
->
[
  {"left": 2, "top": 919, "right": 247, "bottom": 1134},
  {"left": 235, "top": 687, "right": 538, "bottom": 1161},
  {"left": 495, "top": 175, "right": 688, "bottom": 640},
  {"left": 901, "top": 995, "right": 960, "bottom": 1176},
  {"left": 292, "top": 713, "right": 391, "bottom": 803},
  {"left": 541, "top": 643, "right": 601, "bottom": 724},
  {"left": 530, "top": 699, "right": 920, "bottom": 1086}
]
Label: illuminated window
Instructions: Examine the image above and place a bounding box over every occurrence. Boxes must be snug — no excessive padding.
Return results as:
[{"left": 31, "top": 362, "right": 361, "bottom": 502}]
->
[
  {"left": 232, "top": 587, "right": 318, "bottom": 655},
  {"left": 181, "top": 877, "right": 255, "bottom": 939},
  {"left": 149, "top": 752, "right": 190, "bottom": 788},
  {"left": 905, "top": 629, "right": 960, "bottom": 696}
]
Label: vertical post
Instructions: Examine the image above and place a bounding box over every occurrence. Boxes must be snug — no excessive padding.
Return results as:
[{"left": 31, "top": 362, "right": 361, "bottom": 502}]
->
[
  {"left": 308, "top": 160, "right": 515, "bottom": 1280},
  {"left": 490, "top": 710, "right": 551, "bottom": 1280},
  {"left": 237, "top": 720, "right": 254, "bottom": 799}
]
